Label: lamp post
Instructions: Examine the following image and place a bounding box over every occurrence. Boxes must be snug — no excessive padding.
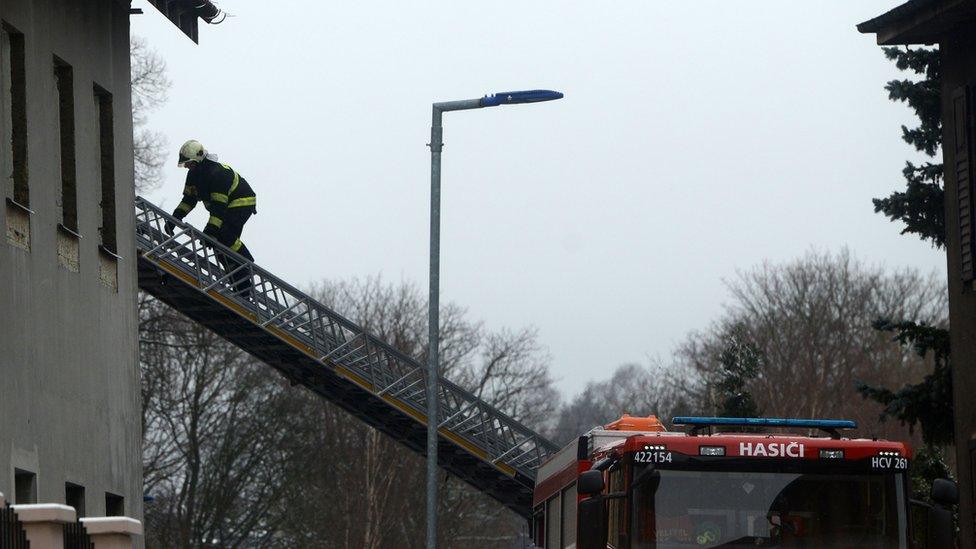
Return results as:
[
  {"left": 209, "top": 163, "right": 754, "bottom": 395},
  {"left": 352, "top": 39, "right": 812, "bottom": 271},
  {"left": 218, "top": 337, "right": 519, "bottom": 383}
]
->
[{"left": 425, "top": 89, "right": 563, "bottom": 549}]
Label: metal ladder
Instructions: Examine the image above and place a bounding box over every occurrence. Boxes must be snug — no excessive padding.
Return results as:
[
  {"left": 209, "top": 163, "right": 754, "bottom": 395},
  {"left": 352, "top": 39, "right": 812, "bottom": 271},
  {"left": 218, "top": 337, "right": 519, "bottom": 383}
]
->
[{"left": 134, "top": 197, "right": 558, "bottom": 517}]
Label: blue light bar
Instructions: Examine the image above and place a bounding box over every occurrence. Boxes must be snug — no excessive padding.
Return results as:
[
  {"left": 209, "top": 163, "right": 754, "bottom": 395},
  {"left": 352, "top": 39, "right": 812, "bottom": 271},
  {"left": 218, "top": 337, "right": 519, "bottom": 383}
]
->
[
  {"left": 481, "top": 90, "right": 564, "bottom": 107},
  {"left": 672, "top": 417, "right": 857, "bottom": 430}
]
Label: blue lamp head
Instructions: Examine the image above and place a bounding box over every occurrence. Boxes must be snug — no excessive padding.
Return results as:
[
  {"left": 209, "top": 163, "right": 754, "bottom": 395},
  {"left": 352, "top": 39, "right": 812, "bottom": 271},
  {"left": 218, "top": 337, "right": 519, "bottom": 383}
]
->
[{"left": 481, "top": 90, "right": 564, "bottom": 107}]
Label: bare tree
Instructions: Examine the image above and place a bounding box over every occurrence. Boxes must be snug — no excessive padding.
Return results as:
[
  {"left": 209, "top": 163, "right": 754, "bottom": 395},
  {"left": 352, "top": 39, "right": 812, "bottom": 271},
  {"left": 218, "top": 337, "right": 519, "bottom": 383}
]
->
[
  {"left": 130, "top": 40, "right": 553, "bottom": 544},
  {"left": 554, "top": 249, "right": 947, "bottom": 447},
  {"left": 140, "top": 298, "right": 312, "bottom": 547},
  {"left": 272, "top": 276, "right": 558, "bottom": 548},
  {"left": 141, "top": 276, "right": 558, "bottom": 547},
  {"left": 130, "top": 36, "right": 170, "bottom": 192},
  {"left": 551, "top": 362, "right": 697, "bottom": 445},
  {"left": 676, "top": 248, "right": 947, "bottom": 441},
  {"left": 310, "top": 277, "right": 560, "bottom": 430}
]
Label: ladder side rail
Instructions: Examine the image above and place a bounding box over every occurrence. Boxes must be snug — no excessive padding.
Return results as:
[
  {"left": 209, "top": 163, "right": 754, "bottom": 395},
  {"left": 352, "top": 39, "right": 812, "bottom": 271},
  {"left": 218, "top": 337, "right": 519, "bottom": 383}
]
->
[
  {"left": 135, "top": 198, "right": 560, "bottom": 476},
  {"left": 143, "top": 246, "right": 555, "bottom": 477},
  {"left": 136, "top": 198, "right": 557, "bottom": 472}
]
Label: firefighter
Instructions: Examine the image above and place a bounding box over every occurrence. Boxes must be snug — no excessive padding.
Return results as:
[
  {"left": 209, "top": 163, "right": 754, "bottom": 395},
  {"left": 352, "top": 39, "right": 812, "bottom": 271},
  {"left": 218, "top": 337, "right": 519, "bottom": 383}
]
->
[{"left": 164, "top": 139, "right": 257, "bottom": 292}]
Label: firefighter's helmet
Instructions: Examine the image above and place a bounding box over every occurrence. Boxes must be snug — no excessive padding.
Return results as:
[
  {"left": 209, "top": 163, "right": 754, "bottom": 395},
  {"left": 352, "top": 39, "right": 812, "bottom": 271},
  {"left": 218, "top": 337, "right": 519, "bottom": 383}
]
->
[{"left": 178, "top": 140, "right": 206, "bottom": 167}]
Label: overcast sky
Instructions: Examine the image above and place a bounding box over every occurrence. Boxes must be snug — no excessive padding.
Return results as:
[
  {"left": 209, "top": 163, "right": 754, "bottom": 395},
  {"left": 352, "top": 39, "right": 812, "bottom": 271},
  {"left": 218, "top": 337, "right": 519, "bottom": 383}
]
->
[{"left": 131, "top": 1, "right": 942, "bottom": 397}]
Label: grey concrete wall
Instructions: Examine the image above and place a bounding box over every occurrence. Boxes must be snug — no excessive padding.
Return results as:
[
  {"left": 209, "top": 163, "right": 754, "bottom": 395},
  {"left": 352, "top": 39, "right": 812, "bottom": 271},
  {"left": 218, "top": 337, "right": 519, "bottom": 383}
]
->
[
  {"left": 0, "top": 0, "right": 141, "bottom": 523},
  {"left": 942, "top": 28, "right": 976, "bottom": 548}
]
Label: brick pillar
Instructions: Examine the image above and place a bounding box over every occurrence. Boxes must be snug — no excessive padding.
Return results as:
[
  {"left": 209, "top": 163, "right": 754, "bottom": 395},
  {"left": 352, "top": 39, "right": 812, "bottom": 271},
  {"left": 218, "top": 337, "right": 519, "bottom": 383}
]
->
[
  {"left": 10, "top": 504, "right": 76, "bottom": 549},
  {"left": 80, "top": 517, "right": 143, "bottom": 549}
]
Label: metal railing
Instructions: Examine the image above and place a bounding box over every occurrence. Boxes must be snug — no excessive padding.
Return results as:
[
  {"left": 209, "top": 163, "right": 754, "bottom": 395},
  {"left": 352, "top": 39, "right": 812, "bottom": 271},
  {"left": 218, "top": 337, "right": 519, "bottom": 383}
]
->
[
  {"left": 63, "top": 522, "right": 92, "bottom": 549},
  {"left": 134, "top": 197, "right": 558, "bottom": 481},
  {"left": 0, "top": 506, "right": 28, "bottom": 549}
]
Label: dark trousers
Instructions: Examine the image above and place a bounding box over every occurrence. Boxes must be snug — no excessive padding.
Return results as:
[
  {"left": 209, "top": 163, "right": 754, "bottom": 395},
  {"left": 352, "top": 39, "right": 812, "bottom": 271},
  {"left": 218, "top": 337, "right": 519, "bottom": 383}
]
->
[{"left": 217, "top": 207, "right": 255, "bottom": 293}]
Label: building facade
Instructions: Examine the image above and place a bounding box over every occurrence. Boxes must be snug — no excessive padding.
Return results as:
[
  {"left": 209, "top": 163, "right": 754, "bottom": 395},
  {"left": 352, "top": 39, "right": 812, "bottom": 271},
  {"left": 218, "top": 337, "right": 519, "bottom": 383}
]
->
[
  {"left": 0, "top": 0, "right": 216, "bottom": 522},
  {"left": 0, "top": 0, "right": 218, "bottom": 530},
  {"left": 0, "top": 0, "right": 142, "bottom": 518},
  {"left": 860, "top": 1, "right": 976, "bottom": 546}
]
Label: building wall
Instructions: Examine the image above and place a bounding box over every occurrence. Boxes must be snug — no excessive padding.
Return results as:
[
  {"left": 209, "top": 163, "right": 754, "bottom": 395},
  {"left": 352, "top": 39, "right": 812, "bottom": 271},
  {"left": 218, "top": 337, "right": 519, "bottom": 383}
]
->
[
  {"left": 0, "top": 0, "right": 140, "bottom": 521},
  {"left": 942, "top": 27, "right": 976, "bottom": 547}
]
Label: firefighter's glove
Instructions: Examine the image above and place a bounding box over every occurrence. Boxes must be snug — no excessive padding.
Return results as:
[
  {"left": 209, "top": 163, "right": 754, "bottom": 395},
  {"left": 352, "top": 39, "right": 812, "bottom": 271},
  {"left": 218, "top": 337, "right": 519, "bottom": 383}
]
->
[{"left": 164, "top": 219, "right": 177, "bottom": 236}]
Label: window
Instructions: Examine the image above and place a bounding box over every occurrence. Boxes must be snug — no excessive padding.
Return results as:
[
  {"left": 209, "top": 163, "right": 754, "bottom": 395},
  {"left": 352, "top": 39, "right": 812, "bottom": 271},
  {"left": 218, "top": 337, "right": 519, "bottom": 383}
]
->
[
  {"left": 607, "top": 466, "right": 626, "bottom": 547},
  {"left": 55, "top": 57, "right": 77, "bottom": 231},
  {"left": 94, "top": 84, "right": 118, "bottom": 288},
  {"left": 2, "top": 21, "right": 30, "bottom": 251},
  {"left": 14, "top": 469, "right": 36, "bottom": 504},
  {"left": 66, "top": 483, "right": 85, "bottom": 517},
  {"left": 94, "top": 85, "right": 116, "bottom": 253},
  {"left": 561, "top": 483, "right": 577, "bottom": 548},
  {"left": 533, "top": 509, "right": 546, "bottom": 548},
  {"left": 55, "top": 57, "right": 80, "bottom": 271},
  {"left": 631, "top": 469, "right": 906, "bottom": 548},
  {"left": 2, "top": 21, "right": 28, "bottom": 207},
  {"left": 546, "top": 493, "right": 561, "bottom": 549},
  {"left": 970, "top": 439, "right": 976, "bottom": 512},
  {"left": 105, "top": 492, "right": 124, "bottom": 516}
]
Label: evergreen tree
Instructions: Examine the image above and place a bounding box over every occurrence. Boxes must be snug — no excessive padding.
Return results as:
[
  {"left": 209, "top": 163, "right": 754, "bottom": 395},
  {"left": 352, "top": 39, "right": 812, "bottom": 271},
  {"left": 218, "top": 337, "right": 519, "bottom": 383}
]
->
[
  {"left": 910, "top": 446, "right": 953, "bottom": 503},
  {"left": 858, "top": 47, "right": 954, "bottom": 495},
  {"left": 873, "top": 47, "right": 944, "bottom": 246},
  {"left": 715, "top": 331, "right": 762, "bottom": 418},
  {"left": 856, "top": 320, "right": 952, "bottom": 446}
]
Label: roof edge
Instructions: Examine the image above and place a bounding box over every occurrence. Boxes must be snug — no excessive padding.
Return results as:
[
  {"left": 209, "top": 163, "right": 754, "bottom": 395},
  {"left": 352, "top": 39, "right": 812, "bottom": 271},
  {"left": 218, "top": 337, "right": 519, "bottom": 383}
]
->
[
  {"left": 857, "top": 0, "right": 973, "bottom": 45},
  {"left": 147, "top": 0, "right": 225, "bottom": 43}
]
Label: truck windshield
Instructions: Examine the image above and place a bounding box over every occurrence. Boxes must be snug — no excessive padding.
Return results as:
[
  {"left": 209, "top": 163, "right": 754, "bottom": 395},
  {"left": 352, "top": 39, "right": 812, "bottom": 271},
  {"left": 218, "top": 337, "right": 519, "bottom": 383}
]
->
[{"left": 631, "top": 467, "right": 907, "bottom": 548}]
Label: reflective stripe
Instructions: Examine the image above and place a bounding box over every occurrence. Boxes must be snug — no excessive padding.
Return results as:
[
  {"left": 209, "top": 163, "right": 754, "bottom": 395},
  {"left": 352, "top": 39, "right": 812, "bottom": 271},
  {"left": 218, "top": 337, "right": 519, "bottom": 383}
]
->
[
  {"left": 176, "top": 202, "right": 193, "bottom": 213},
  {"left": 231, "top": 239, "right": 244, "bottom": 252},
  {"left": 228, "top": 196, "right": 256, "bottom": 208},
  {"left": 210, "top": 193, "right": 229, "bottom": 204},
  {"left": 221, "top": 163, "right": 240, "bottom": 196},
  {"left": 208, "top": 216, "right": 223, "bottom": 228}
]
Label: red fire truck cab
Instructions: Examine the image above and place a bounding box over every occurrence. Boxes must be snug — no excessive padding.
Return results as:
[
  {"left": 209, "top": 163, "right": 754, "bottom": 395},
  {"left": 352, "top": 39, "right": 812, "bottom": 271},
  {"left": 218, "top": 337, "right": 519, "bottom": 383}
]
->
[{"left": 532, "top": 415, "right": 957, "bottom": 548}]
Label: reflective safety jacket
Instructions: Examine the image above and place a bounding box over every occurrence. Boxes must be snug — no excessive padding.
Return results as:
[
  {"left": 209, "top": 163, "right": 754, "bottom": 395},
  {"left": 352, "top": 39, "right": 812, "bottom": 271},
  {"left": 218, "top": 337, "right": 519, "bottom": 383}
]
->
[{"left": 172, "top": 159, "right": 256, "bottom": 235}]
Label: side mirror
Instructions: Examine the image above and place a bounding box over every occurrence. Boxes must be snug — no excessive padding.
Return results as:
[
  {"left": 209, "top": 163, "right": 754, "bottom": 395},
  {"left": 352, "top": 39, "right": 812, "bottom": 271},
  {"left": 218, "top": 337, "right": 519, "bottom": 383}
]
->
[
  {"left": 931, "top": 479, "right": 958, "bottom": 507},
  {"left": 577, "top": 497, "right": 608, "bottom": 549},
  {"left": 926, "top": 478, "right": 958, "bottom": 549},
  {"left": 578, "top": 470, "right": 605, "bottom": 496}
]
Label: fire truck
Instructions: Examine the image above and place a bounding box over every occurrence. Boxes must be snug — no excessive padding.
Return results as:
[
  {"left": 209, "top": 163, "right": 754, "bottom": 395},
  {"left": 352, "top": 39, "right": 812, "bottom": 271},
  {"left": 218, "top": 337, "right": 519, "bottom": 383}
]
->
[{"left": 531, "top": 415, "right": 957, "bottom": 549}]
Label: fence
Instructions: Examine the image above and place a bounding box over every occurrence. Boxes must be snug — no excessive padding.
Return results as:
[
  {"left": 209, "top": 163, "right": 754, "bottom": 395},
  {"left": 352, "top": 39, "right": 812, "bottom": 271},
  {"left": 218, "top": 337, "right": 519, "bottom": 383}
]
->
[
  {"left": 0, "top": 506, "right": 28, "bottom": 549},
  {"left": 62, "top": 522, "right": 91, "bottom": 549}
]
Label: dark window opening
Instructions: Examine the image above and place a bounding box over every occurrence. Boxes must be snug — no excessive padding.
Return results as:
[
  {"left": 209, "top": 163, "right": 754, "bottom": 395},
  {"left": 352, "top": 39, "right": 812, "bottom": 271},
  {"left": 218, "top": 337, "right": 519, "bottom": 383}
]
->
[
  {"left": 105, "top": 492, "right": 124, "bottom": 516},
  {"left": 65, "top": 483, "right": 85, "bottom": 517},
  {"left": 2, "top": 22, "right": 28, "bottom": 207},
  {"left": 970, "top": 440, "right": 976, "bottom": 511},
  {"left": 533, "top": 510, "right": 546, "bottom": 547},
  {"left": 55, "top": 57, "right": 77, "bottom": 232},
  {"left": 14, "top": 469, "right": 36, "bottom": 504},
  {"left": 94, "top": 85, "right": 116, "bottom": 253}
]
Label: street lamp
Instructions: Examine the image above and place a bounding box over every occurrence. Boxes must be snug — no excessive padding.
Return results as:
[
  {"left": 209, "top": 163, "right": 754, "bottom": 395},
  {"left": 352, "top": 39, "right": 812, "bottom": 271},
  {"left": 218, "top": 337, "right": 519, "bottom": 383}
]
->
[{"left": 425, "top": 89, "right": 563, "bottom": 548}]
